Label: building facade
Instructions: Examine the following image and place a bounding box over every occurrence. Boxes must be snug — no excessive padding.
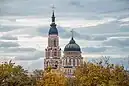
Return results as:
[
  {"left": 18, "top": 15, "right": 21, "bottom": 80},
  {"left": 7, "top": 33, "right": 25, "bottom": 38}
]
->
[
  {"left": 62, "top": 36, "right": 83, "bottom": 76},
  {"left": 44, "top": 11, "right": 83, "bottom": 76},
  {"left": 44, "top": 11, "right": 62, "bottom": 70}
]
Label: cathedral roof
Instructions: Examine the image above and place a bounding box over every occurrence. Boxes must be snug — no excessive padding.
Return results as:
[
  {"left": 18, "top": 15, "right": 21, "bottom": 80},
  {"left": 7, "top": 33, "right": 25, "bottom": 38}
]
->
[
  {"left": 49, "top": 11, "right": 58, "bottom": 35},
  {"left": 64, "top": 37, "right": 81, "bottom": 52},
  {"left": 49, "top": 23, "right": 58, "bottom": 35}
]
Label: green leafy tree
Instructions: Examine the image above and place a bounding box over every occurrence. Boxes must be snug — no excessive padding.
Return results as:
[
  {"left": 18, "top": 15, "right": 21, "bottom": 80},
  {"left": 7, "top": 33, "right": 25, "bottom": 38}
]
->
[
  {"left": 30, "top": 69, "right": 44, "bottom": 86},
  {"left": 0, "top": 61, "right": 33, "bottom": 86}
]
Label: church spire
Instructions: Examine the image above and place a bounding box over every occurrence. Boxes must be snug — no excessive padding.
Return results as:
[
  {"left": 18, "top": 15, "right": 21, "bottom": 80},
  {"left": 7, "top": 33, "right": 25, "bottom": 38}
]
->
[
  {"left": 49, "top": 5, "right": 58, "bottom": 35},
  {"left": 51, "top": 6, "right": 55, "bottom": 23}
]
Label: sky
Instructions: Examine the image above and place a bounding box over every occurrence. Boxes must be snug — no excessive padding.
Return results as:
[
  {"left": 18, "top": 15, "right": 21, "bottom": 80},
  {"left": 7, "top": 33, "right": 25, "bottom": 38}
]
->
[{"left": 0, "top": 0, "right": 129, "bottom": 71}]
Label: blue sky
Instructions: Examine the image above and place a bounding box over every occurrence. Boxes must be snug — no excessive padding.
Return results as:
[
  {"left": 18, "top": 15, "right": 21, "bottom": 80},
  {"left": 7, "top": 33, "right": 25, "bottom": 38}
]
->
[{"left": 0, "top": 0, "right": 129, "bottom": 71}]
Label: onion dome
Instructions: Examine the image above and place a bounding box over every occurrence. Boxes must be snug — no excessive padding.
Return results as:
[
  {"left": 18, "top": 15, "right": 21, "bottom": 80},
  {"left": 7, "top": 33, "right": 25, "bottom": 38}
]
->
[
  {"left": 64, "top": 37, "right": 81, "bottom": 52},
  {"left": 49, "top": 23, "right": 58, "bottom": 35},
  {"left": 48, "top": 11, "right": 58, "bottom": 35}
]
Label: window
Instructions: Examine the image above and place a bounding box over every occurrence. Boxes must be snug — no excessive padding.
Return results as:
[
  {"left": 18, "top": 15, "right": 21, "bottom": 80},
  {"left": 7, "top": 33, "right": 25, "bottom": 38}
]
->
[
  {"left": 65, "top": 69, "right": 66, "bottom": 73},
  {"left": 63, "top": 59, "right": 64, "bottom": 65},
  {"left": 54, "top": 40, "right": 56, "bottom": 47},
  {"left": 70, "top": 69, "right": 71, "bottom": 74},
  {"left": 66, "top": 58, "right": 67, "bottom": 65},
  {"left": 46, "top": 61, "right": 49, "bottom": 66},
  {"left": 77, "top": 59, "right": 79, "bottom": 66},
  {"left": 55, "top": 61, "right": 58, "bottom": 65},
  {"left": 54, "top": 52, "right": 56, "bottom": 56},
  {"left": 55, "top": 61, "right": 58, "bottom": 68},
  {"left": 69, "top": 59, "right": 71, "bottom": 65},
  {"left": 73, "top": 59, "right": 75, "bottom": 66}
]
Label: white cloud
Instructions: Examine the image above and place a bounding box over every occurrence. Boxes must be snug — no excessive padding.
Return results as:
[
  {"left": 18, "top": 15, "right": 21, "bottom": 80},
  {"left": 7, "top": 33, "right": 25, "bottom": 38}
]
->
[
  {"left": 57, "top": 17, "right": 116, "bottom": 28},
  {"left": 17, "top": 36, "right": 47, "bottom": 51},
  {"left": 0, "top": 0, "right": 129, "bottom": 71},
  {"left": 103, "top": 37, "right": 129, "bottom": 47},
  {"left": 119, "top": 17, "right": 129, "bottom": 22},
  {"left": 82, "top": 46, "right": 107, "bottom": 53},
  {"left": 0, "top": 35, "right": 18, "bottom": 40},
  {"left": 14, "top": 58, "right": 44, "bottom": 72},
  {"left": 0, "top": 41, "right": 19, "bottom": 48}
]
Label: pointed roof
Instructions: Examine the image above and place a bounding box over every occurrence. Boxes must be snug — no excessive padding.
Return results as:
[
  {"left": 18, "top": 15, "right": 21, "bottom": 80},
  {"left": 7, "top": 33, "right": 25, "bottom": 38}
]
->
[
  {"left": 52, "top": 10, "right": 55, "bottom": 23},
  {"left": 49, "top": 9, "right": 58, "bottom": 35}
]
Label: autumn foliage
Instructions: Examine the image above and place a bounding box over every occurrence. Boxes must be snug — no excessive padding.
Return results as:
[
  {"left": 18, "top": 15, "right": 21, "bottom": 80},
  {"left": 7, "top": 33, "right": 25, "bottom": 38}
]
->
[
  {"left": 37, "top": 68, "right": 67, "bottom": 86},
  {"left": 0, "top": 59, "right": 129, "bottom": 86},
  {"left": 74, "top": 62, "right": 129, "bottom": 86},
  {"left": 0, "top": 61, "right": 33, "bottom": 86}
]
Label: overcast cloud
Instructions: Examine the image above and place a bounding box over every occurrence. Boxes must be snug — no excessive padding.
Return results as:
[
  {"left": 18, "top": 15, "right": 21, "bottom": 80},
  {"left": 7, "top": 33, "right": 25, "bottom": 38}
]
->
[{"left": 0, "top": 0, "right": 129, "bottom": 71}]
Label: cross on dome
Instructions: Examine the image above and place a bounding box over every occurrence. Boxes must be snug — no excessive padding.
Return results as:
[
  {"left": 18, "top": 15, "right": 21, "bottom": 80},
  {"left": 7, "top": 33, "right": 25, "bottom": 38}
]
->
[
  {"left": 71, "top": 29, "right": 74, "bottom": 38},
  {"left": 51, "top": 5, "right": 55, "bottom": 11}
]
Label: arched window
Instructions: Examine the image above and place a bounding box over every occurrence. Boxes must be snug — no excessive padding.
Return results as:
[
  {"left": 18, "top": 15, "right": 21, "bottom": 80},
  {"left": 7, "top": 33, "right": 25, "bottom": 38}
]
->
[
  {"left": 46, "top": 61, "right": 49, "bottom": 67},
  {"left": 69, "top": 59, "right": 71, "bottom": 65},
  {"left": 70, "top": 69, "right": 71, "bottom": 74},
  {"left": 48, "top": 51, "right": 50, "bottom": 57},
  {"left": 55, "top": 61, "right": 58, "bottom": 64},
  {"left": 54, "top": 40, "right": 56, "bottom": 47},
  {"left": 54, "top": 52, "right": 56, "bottom": 56},
  {"left": 66, "top": 58, "right": 67, "bottom": 65},
  {"left": 73, "top": 59, "right": 75, "bottom": 66},
  {"left": 63, "top": 59, "right": 64, "bottom": 65},
  {"left": 55, "top": 61, "right": 58, "bottom": 68},
  {"left": 77, "top": 59, "right": 79, "bottom": 66},
  {"left": 65, "top": 69, "right": 66, "bottom": 73}
]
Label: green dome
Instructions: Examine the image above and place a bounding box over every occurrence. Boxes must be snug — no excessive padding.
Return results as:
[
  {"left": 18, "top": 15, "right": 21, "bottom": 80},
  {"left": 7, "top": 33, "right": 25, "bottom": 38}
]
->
[{"left": 64, "top": 37, "right": 81, "bottom": 52}]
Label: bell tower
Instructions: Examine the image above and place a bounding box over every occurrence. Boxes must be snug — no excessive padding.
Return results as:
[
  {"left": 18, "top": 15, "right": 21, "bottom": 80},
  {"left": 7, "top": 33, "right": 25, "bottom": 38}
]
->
[{"left": 44, "top": 8, "right": 61, "bottom": 70}]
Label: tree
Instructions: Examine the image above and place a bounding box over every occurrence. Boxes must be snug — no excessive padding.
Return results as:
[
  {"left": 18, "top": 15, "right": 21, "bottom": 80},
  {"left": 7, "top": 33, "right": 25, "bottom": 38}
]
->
[
  {"left": 38, "top": 67, "right": 67, "bottom": 86},
  {"left": 74, "top": 60, "right": 129, "bottom": 86},
  {"left": 0, "top": 61, "right": 33, "bottom": 86},
  {"left": 30, "top": 69, "right": 44, "bottom": 86}
]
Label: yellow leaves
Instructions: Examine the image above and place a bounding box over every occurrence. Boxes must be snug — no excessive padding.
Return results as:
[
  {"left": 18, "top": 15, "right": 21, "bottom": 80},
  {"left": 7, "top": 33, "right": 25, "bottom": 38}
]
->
[
  {"left": 1, "top": 60, "right": 129, "bottom": 86},
  {"left": 38, "top": 69, "right": 67, "bottom": 86},
  {"left": 0, "top": 61, "right": 33, "bottom": 86},
  {"left": 74, "top": 62, "right": 129, "bottom": 86}
]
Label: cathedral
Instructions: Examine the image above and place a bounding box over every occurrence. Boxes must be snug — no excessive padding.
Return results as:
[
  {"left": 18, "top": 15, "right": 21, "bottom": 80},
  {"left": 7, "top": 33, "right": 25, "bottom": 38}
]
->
[{"left": 44, "top": 10, "right": 83, "bottom": 76}]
